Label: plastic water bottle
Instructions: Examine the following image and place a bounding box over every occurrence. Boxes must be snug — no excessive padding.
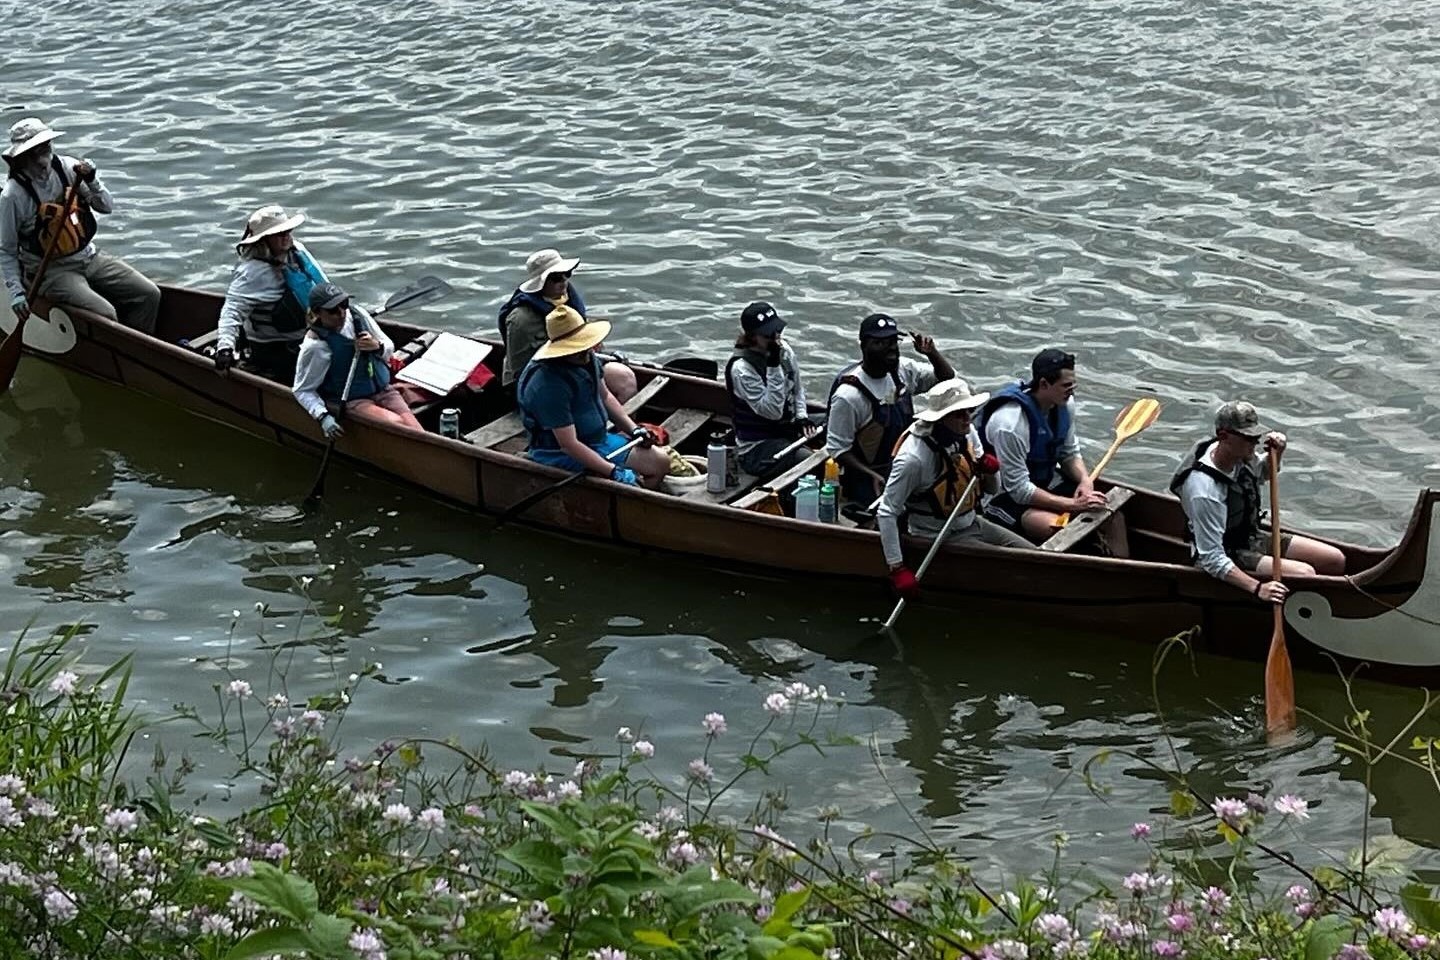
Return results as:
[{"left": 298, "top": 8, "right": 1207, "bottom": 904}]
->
[
  {"left": 819, "top": 481, "right": 838, "bottom": 523},
  {"left": 794, "top": 475, "right": 820, "bottom": 521},
  {"left": 439, "top": 408, "right": 461, "bottom": 439},
  {"left": 706, "top": 434, "right": 728, "bottom": 493}
]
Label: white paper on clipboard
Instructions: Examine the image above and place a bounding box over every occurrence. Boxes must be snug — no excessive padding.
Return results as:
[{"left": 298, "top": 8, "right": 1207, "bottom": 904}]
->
[{"left": 394, "top": 333, "right": 493, "bottom": 394}]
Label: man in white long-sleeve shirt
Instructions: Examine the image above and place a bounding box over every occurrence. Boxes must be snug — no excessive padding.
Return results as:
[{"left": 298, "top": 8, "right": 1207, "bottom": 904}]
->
[
  {"left": 1170, "top": 400, "right": 1344, "bottom": 603},
  {"left": 723, "top": 301, "right": 819, "bottom": 481},
  {"left": 0, "top": 118, "right": 159, "bottom": 332},
  {"left": 878, "top": 379, "right": 1033, "bottom": 600},
  {"left": 292, "top": 282, "right": 421, "bottom": 439}
]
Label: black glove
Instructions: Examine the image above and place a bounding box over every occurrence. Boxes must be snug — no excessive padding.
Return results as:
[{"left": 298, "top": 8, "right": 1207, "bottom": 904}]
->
[
  {"left": 214, "top": 347, "right": 235, "bottom": 372},
  {"left": 765, "top": 341, "right": 783, "bottom": 367}
]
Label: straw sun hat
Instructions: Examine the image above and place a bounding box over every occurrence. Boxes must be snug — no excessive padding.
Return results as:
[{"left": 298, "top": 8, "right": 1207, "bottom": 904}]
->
[{"left": 533, "top": 304, "right": 611, "bottom": 361}]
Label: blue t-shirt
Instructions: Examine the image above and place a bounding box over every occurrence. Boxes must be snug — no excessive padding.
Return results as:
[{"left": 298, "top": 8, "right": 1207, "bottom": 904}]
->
[{"left": 517, "top": 355, "right": 609, "bottom": 450}]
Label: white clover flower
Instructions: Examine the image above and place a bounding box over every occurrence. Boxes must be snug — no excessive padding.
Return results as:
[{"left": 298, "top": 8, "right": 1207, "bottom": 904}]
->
[
  {"left": 1210, "top": 797, "right": 1248, "bottom": 825},
  {"left": 556, "top": 781, "right": 582, "bottom": 800},
  {"left": 225, "top": 679, "right": 252, "bottom": 699},
  {"left": 200, "top": 913, "right": 235, "bottom": 936},
  {"left": 631, "top": 740, "right": 655, "bottom": 759},
  {"left": 990, "top": 938, "right": 1029, "bottom": 960},
  {"left": 656, "top": 806, "right": 684, "bottom": 826},
  {"left": 1036, "top": 913, "right": 1073, "bottom": 941},
  {"left": 687, "top": 759, "right": 714, "bottom": 783},
  {"left": 1274, "top": 794, "right": 1310, "bottom": 820},
  {"left": 616, "top": 726, "right": 634, "bottom": 743},
  {"left": 667, "top": 841, "right": 700, "bottom": 867},
  {"left": 1374, "top": 907, "right": 1415, "bottom": 940},
  {"left": 590, "top": 946, "right": 628, "bottom": 960},
  {"left": 103, "top": 809, "right": 138, "bottom": 835},
  {"left": 519, "top": 900, "right": 553, "bottom": 936},
  {"left": 25, "top": 798, "right": 56, "bottom": 820},
  {"left": 702, "top": 712, "right": 727, "bottom": 736},
  {"left": 349, "top": 927, "right": 387, "bottom": 960},
  {"left": 0, "top": 798, "right": 23, "bottom": 828},
  {"left": 48, "top": 671, "right": 79, "bottom": 696},
  {"left": 301, "top": 710, "right": 326, "bottom": 730},
  {"left": 351, "top": 792, "right": 381, "bottom": 812},
  {"left": 382, "top": 804, "right": 413, "bottom": 826},
  {"left": 417, "top": 808, "right": 445, "bottom": 831},
  {"left": 501, "top": 771, "right": 535, "bottom": 795},
  {"left": 43, "top": 888, "right": 78, "bottom": 923},
  {"left": 763, "top": 693, "right": 791, "bottom": 716},
  {"left": 0, "top": 775, "right": 26, "bottom": 797},
  {"left": 783, "top": 681, "right": 812, "bottom": 700}
]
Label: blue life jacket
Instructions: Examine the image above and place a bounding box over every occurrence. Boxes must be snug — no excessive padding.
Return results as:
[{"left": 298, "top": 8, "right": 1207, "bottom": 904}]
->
[
  {"left": 725, "top": 349, "right": 797, "bottom": 442},
  {"left": 979, "top": 381, "right": 1071, "bottom": 489},
  {"left": 316, "top": 322, "right": 390, "bottom": 402},
  {"left": 260, "top": 247, "right": 327, "bottom": 334},
  {"left": 828, "top": 363, "right": 914, "bottom": 500},
  {"left": 497, "top": 284, "right": 587, "bottom": 340}
]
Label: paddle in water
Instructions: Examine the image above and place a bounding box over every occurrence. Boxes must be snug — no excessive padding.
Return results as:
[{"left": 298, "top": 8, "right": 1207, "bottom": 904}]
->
[
  {"left": 493, "top": 435, "right": 646, "bottom": 529},
  {"left": 0, "top": 173, "right": 85, "bottom": 395},
  {"left": 1052, "top": 396, "right": 1162, "bottom": 528},
  {"left": 1265, "top": 444, "right": 1296, "bottom": 736}
]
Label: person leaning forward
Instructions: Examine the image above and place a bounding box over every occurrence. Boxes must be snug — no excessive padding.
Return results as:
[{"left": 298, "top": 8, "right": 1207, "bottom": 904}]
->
[
  {"left": 724, "top": 301, "right": 821, "bottom": 482},
  {"left": 1170, "top": 400, "right": 1344, "bottom": 604},
  {"left": 880, "top": 378, "right": 1034, "bottom": 599},
  {"left": 0, "top": 117, "right": 160, "bottom": 333},
  {"left": 292, "top": 282, "right": 422, "bottom": 440},
  {"left": 498, "top": 247, "right": 636, "bottom": 402},
  {"left": 824, "top": 313, "right": 954, "bottom": 504},
  {"left": 214, "top": 204, "right": 328, "bottom": 382},
  {"left": 980, "top": 348, "right": 1110, "bottom": 543},
  {"left": 517, "top": 305, "right": 670, "bottom": 489}
]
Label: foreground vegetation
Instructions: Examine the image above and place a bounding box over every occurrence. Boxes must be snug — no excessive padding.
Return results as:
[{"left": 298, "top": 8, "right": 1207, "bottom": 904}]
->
[{"left": 1, "top": 617, "right": 1438, "bottom": 959}]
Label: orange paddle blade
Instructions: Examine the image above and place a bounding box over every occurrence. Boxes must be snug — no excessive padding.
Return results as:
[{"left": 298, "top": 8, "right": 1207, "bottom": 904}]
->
[
  {"left": 1265, "top": 607, "right": 1296, "bottom": 735},
  {"left": 1112, "top": 397, "right": 1162, "bottom": 440}
]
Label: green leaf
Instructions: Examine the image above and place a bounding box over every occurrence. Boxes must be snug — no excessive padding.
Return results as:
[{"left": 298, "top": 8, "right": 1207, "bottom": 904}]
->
[
  {"left": 763, "top": 887, "right": 812, "bottom": 935},
  {"left": 500, "top": 839, "right": 566, "bottom": 884},
  {"left": 306, "top": 914, "right": 354, "bottom": 955},
  {"left": 223, "top": 863, "right": 319, "bottom": 923},
  {"left": 634, "top": 929, "right": 682, "bottom": 948},
  {"left": 520, "top": 801, "right": 582, "bottom": 844},
  {"left": 1402, "top": 882, "right": 1440, "bottom": 932},
  {"left": 223, "top": 927, "right": 311, "bottom": 960},
  {"left": 1169, "top": 790, "right": 1197, "bottom": 818},
  {"left": 1304, "top": 915, "right": 1352, "bottom": 960},
  {"left": 746, "top": 935, "right": 788, "bottom": 960},
  {"left": 773, "top": 948, "right": 823, "bottom": 960}
]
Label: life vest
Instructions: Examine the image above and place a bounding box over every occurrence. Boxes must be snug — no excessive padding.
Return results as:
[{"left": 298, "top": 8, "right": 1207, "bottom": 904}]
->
[
  {"left": 979, "top": 381, "right": 1071, "bottom": 489},
  {"left": 16, "top": 156, "right": 97, "bottom": 258},
  {"left": 497, "top": 284, "right": 587, "bottom": 341},
  {"left": 1168, "top": 438, "right": 1263, "bottom": 552},
  {"left": 315, "top": 323, "right": 390, "bottom": 402},
  {"left": 895, "top": 428, "right": 980, "bottom": 519},
  {"left": 724, "top": 348, "right": 797, "bottom": 442},
  {"left": 250, "top": 248, "right": 327, "bottom": 335},
  {"left": 828, "top": 363, "right": 913, "bottom": 471}
]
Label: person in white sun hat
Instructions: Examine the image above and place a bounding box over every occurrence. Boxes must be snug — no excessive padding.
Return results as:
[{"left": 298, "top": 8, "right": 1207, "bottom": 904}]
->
[
  {"left": 214, "top": 203, "right": 329, "bottom": 381},
  {"left": 878, "top": 377, "right": 1033, "bottom": 601},
  {"left": 0, "top": 116, "right": 161, "bottom": 333},
  {"left": 496, "top": 247, "right": 636, "bottom": 401}
]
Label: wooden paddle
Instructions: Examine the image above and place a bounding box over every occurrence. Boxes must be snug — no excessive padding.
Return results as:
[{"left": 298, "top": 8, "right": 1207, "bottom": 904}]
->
[
  {"left": 1052, "top": 397, "right": 1162, "bottom": 528},
  {"left": 0, "top": 173, "right": 85, "bottom": 395},
  {"left": 492, "top": 434, "right": 646, "bottom": 528},
  {"left": 882, "top": 474, "right": 980, "bottom": 630},
  {"left": 1265, "top": 444, "right": 1296, "bottom": 736}
]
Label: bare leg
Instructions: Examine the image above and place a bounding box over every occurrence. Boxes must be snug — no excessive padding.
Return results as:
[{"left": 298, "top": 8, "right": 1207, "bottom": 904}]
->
[
  {"left": 1286, "top": 534, "right": 1346, "bottom": 574},
  {"left": 1020, "top": 507, "right": 1065, "bottom": 543},
  {"left": 345, "top": 389, "right": 423, "bottom": 431},
  {"left": 604, "top": 361, "right": 637, "bottom": 404},
  {"left": 1255, "top": 555, "right": 1318, "bottom": 578},
  {"left": 625, "top": 445, "right": 671, "bottom": 490}
]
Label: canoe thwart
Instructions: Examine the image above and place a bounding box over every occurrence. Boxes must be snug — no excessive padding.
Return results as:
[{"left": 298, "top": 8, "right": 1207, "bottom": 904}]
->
[
  {"left": 464, "top": 411, "right": 525, "bottom": 449},
  {"left": 1041, "top": 487, "right": 1135, "bottom": 553},
  {"left": 732, "top": 449, "right": 828, "bottom": 510},
  {"left": 657, "top": 406, "right": 713, "bottom": 450},
  {"left": 623, "top": 374, "right": 671, "bottom": 415}
]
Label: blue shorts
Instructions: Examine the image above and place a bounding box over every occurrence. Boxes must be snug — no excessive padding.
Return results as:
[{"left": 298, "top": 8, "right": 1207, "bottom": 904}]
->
[{"left": 529, "top": 432, "right": 631, "bottom": 472}]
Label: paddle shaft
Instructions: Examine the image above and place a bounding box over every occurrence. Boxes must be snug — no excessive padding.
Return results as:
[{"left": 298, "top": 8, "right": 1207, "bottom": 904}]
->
[
  {"left": 0, "top": 174, "right": 85, "bottom": 395},
  {"left": 1265, "top": 445, "right": 1296, "bottom": 736},
  {"left": 772, "top": 424, "right": 825, "bottom": 461},
  {"left": 494, "top": 435, "right": 646, "bottom": 528},
  {"left": 883, "top": 474, "right": 981, "bottom": 630}
]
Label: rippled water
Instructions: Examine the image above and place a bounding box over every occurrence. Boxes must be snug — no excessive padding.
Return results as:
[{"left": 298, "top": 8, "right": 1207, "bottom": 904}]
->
[{"left": 5, "top": 0, "right": 1440, "bottom": 874}]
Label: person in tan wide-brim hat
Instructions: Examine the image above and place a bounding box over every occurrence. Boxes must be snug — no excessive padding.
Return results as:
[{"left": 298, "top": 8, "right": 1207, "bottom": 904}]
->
[
  {"left": 516, "top": 304, "right": 670, "bottom": 490},
  {"left": 495, "top": 246, "right": 636, "bottom": 401},
  {"left": 878, "top": 377, "right": 1033, "bottom": 602}
]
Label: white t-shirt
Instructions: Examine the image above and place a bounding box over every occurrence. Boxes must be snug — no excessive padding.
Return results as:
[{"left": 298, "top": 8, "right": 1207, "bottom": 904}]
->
[{"left": 824, "top": 358, "right": 937, "bottom": 459}]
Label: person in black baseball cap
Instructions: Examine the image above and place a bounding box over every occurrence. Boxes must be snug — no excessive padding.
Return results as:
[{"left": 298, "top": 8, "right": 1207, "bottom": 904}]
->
[
  {"left": 823, "top": 312, "right": 954, "bottom": 503},
  {"left": 291, "top": 281, "right": 422, "bottom": 440},
  {"left": 724, "top": 301, "right": 821, "bottom": 480}
]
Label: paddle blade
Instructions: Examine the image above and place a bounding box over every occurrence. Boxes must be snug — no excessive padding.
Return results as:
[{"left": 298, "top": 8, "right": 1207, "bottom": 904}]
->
[
  {"left": 0, "top": 316, "right": 24, "bottom": 395},
  {"left": 1112, "top": 397, "right": 1162, "bottom": 439},
  {"left": 1265, "top": 607, "right": 1296, "bottom": 736},
  {"left": 381, "top": 275, "right": 452, "bottom": 314}
]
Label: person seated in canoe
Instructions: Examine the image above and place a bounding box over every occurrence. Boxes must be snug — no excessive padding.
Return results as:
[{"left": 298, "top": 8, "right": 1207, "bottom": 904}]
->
[
  {"left": 517, "top": 304, "right": 670, "bottom": 489},
  {"left": 824, "top": 313, "right": 954, "bottom": 504},
  {"left": 1171, "top": 400, "right": 1344, "bottom": 603},
  {"left": 880, "top": 379, "right": 1033, "bottom": 598},
  {"left": 979, "top": 347, "right": 1111, "bottom": 543},
  {"left": 214, "top": 204, "right": 327, "bottom": 382},
  {"left": 291, "top": 281, "right": 422, "bottom": 440},
  {"left": 1, "top": 117, "right": 161, "bottom": 333},
  {"left": 498, "top": 247, "right": 636, "bottom": 402},
  {"left": 724, "top": 301, "right": 821, "bottom": 482}
]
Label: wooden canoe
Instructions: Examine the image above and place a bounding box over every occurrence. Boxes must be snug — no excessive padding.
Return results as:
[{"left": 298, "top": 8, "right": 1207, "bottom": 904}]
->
[{"left": 5, "top": 284, "right": 1439, "bottom": 687}]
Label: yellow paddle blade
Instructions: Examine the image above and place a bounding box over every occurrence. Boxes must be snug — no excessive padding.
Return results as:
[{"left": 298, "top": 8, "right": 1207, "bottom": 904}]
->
[{"left": 1112, "top": 397, "right": 1162, "bottom": 440}]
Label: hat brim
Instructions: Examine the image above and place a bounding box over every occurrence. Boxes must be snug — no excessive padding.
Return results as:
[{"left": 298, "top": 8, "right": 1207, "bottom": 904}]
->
[
  {"left": 914, "top": 391, "right": 990, "bottom": 422},
  {"left": 533, "top": 318, "right": 612, "bottom": 361},
  {"left": 519, "top": 256, "right": 581, "bottom": 294},
  {"left": 751, "top": 317, "right": 785, "bottom": 337},
  {"left": 2, "top": 128, "right": 61, "bottom": 159},
  {"left": 314, "top": 292, "right": 348, "bottom": 310},
  {"left": 1230, "top": 425, "right": 1268, "bottom": 441},
  {"left": 238, "top": 213, "right": 306, "bottom": 245},
  {"left": 860, "top": 328, "right": 901, "bottom": 340}
]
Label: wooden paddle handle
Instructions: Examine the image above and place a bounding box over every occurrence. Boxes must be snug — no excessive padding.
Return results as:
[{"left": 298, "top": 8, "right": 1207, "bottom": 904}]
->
[{"left": 1268, "top": 446, "right": 1282, "bottom": 573}]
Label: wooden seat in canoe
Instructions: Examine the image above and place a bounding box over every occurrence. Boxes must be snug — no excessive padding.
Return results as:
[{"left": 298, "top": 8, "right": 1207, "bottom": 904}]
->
[{"left": 1040, "top": 487, "right": 1135, "bottom": 553}]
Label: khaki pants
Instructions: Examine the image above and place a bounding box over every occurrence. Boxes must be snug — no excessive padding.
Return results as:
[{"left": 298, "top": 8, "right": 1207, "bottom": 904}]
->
[{"left": 36, "top": 252, "right": 161, "bottom": 334}]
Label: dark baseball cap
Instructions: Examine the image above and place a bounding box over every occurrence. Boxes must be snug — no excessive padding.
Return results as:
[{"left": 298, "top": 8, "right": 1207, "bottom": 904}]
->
[
  {"left": 859, "top": 313, "right": 901, "bottom": 339},
  {"left": 740, "top": 301, "right": 785, "bottom": 337},
  {"left": 1031, "top": 348, "right": 1075, "bottom": 383},
  {"left": 308, "top": 282, "right": 349, "bottom": 311}
]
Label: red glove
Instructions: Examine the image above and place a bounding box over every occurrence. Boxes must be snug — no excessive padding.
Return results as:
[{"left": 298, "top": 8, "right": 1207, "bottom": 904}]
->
[
  {"left": 978, "top": 453, "right": 1000, "bottom": 476},
  {"left": 889, "top": 566, "right": 920, "bottom": 600}
]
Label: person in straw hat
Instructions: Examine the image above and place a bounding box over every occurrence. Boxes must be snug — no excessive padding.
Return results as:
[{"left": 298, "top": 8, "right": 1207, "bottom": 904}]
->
[
  {"left": 214, "top": 203, "right": 329, "bottom": 381},
  {"left": 878, "top": 378, "right": 1032, "bottom": 600},
  {"left": 1, "top": 117, "right": 160, "bottom": 333},
  {"left": 517, "top": 304, "right": 670, "bottom": 489},
  {"left": 497, "top": 247, "right": 636, "bottom": 401}
]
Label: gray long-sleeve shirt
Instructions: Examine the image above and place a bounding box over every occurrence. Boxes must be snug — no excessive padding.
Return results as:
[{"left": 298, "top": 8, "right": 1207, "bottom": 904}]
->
[
  {"left": 291, "top": 305, "right": 394, "bottom": 419},
  {"left": 0, "top": 154, "right": 112, "bottom": 300},
  {"left": 982, "top": 399, "right": 1081, "bottom": 505},
  {"left": 217, "top": 241, "right": 323, "bottom": 352},
  {"left": 1176, "top": 441, "right": 1271, "bottom": 580},
  {"left": 727, "top": 343, "right": 807, "bottom": 457},
  {"left": 876, "top": 425, "right": 984, "bottom": 569}
]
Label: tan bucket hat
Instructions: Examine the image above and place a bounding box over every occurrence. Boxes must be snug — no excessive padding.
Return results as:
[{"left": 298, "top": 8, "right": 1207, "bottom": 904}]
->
[
  {"left": 3, "top": 117, "right": 62, "bottom": 159},
  {"left": 519, "top": 248, "right": 581, "bottom": 294},
  {"left": 236, "top": 204, "right": 306, "bottom": 247},
  {"left": 532, "top": 304, "right": 611, "bottom": 361},
  {"left": 914, "top": 378, "right": 989, "bottom": 423}
]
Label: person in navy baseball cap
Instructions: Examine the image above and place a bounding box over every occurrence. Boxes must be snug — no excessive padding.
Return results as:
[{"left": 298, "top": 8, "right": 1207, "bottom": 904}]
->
[{"left": 725, "top": 301, "right": 820, "bottom": 481}]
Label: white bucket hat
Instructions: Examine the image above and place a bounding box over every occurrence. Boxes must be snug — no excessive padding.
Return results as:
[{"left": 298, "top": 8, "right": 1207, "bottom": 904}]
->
[
  {"left": 236, "top": 204, "right": 306, "bottom": 247},
  {"left": 914, "top": 378, "right": 990, "bottom": 423},
  {"left": 519, "top": 248, "right": 581, "bottom": 294},
  {"left": 3, "top": 117, "right": 62, "bottom": 159}
]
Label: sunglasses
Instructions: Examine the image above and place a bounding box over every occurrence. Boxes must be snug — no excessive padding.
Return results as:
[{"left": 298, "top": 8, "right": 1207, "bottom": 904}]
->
[
  {"left": 320, "top": 301, "right": 350, "bottom": 314},
  {"left": 546, "top": 271, "right": 572, "bottom": 283}
]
